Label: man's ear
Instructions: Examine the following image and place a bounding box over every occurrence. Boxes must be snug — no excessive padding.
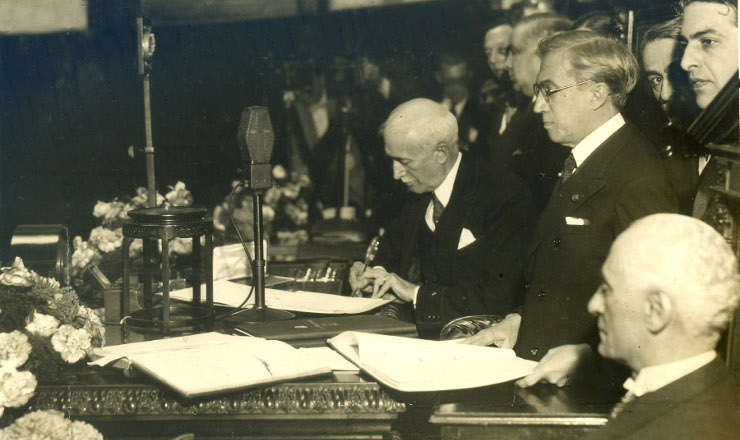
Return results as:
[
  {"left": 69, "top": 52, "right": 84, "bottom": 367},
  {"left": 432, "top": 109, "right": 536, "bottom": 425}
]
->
[
  {"left": 644, "top": 290, "right": 672, "bottom": 334},
  {"left": 590, "top": 83, "right": 610, "bottom": 110},
  {"left": 434, "top": 143, "right": 450, "bottom": 164}
]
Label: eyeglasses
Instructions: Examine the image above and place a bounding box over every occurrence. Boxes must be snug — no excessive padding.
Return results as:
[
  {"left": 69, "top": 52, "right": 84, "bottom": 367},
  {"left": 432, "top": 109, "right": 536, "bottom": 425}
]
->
[{"left": 533, "top": 80, "right": 594, "bottom": 103}]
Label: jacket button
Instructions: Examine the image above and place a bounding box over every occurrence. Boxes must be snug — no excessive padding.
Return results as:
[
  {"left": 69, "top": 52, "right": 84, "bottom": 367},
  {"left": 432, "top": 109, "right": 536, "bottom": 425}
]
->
[
  {"left": 537, "top": 290, "right": 546, "bottom": 300},
  {"left": 530, "top": 348, "right": 539, "bottom": 357},
  {"left": 553, "top": 237, "right": 561, "bottom": 249}
]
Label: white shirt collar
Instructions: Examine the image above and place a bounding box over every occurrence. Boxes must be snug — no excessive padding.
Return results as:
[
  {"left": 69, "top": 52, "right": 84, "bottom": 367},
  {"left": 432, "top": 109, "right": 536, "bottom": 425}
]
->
[
  {"left": 623, "top": 351, "right": 717, "bottom": 398},
  {"left": 571, "top": 113, "right": 625, "bottom": 166},
  {"left": 434, "top": 151, "right": 461, "bottom": 207},
  {"left": 425, "top": 152, "right": 461, "bottom": 231}
]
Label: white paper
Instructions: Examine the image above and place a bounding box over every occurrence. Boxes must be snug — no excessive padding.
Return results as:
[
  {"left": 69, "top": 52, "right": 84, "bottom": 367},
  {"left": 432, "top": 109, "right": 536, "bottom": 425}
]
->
[
  {"left": 166, "top": 280, "right": 393, "bottom": 314},
  {"left": 90, "top": 332, "right": 332, "bottom": 397},
  {"left": 298, "top": 347, "right": 360, "bottom": 371},
  {"left": 89, "top": 332, "right": 241, "bottom": 367},
  {"left": 328, "top": 332, "right": 538, "bottom": 392}
]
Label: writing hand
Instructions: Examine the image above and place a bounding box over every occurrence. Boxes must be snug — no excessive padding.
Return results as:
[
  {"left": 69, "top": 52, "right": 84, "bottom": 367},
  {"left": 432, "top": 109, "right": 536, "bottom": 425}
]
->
[
  {"left": 460, "top": 313, "right": 521, "bottom": 348},
  {"left": 371, "top": 272, "right": 418, "bottom": 303},
  {"left": 515, "top": 343, "right": 593, "bottom": 388}
]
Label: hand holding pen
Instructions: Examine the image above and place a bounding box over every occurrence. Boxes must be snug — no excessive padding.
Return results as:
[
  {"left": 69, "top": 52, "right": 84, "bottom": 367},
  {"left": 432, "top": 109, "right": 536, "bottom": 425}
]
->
[{"left": 349, "top": 236, "right": 380, "bottom": 297}]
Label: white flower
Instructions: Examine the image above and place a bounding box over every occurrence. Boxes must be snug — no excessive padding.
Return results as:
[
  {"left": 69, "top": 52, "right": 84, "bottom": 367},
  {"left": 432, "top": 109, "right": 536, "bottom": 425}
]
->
[
  {"left": 264, "top": 187, "right": 282, "bottom": 206},
  {"left": 89, "top": 226, "right": 123, "bottom": 254},
  {"left": 77, "top": 307, "right": 105, "bottom": 347},
  {"left": 25, "top": 312, "right": 60, "bottom": 337},
  {"left": 0, "top": 331, "right": 32, "bottom": 369},
  {"left": 272, "top": 165, "right": 288, "bottom": 180},
  {"left": 51, "top": 325, "right": 91, "bottom": 363},
  {"left": 0, "top": 257, "right": 35, "bottom": 288},
  {"left": 92, "top": 201, "right": 109, "bottom": 218},
  {"left": 165, "top": 181, "right": 193, "bottom": 206},
  {"left": 0, "top": 366, "right": 37, "bottom": 409},
  {"left": 263, "top": 205, "right": 276, "bottom": 222},
  {"left": 0, "top": 409, "right": 102, "bottom": 440},
  {"left": 212, "top": 205, "right": 227, "bottom": 232},
  {"left": 169, "top": 237, "right": 192, "bottom": 255},
  {"left": 281, "top": 183, "right": 300, "bottom": 200}
]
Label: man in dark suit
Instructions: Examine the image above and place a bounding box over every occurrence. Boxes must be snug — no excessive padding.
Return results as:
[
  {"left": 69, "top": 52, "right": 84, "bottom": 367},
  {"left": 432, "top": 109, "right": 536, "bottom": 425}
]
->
[
  {"left": 584, "top": 214, "right": 740, "bottom": 439},
  {"left": 348, "top": 98, "right": 536, "bottom": 338},
  {"left": 466, "top": 32, "right": 678, "bottom": 384},
  {"left": 493, "top": 13, "right": 573, "bottom": 212},
  {"left": 640, "top": 18, "right": 703, "bottom": 215},
  {"left": 433, "top": 54, "right": 492, "bottom": 162}
]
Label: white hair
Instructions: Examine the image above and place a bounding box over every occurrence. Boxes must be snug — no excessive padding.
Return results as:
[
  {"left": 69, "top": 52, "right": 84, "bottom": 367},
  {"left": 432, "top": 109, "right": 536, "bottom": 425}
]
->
[{"left": 380, "top": 98, "right": 458, "bottom": 153}]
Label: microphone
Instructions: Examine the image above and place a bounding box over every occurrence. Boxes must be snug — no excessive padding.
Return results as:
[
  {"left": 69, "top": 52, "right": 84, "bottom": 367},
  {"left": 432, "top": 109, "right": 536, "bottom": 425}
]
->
[{"left": 237, "top": 106, "right": 274, "bottom": 190}]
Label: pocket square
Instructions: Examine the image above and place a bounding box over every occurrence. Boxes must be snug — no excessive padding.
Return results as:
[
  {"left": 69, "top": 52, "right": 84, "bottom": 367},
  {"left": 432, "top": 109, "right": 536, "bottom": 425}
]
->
[
  {"left": 458, "top": 228, "right": 477, "bottom": 249},
  {"left": 565, "top": 216, "right": 590, "bottom": 226}
]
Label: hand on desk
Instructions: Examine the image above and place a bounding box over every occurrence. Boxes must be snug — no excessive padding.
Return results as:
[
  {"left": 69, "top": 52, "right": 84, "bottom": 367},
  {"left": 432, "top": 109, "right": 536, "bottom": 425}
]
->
[
  {"left": 460, "top": 313, "right": 521, "bottom": 349},
  {"left": 348, "top": 262, "right": 418, "bottom": 303},
  {"left": 516, "top": 343, "right": 593, "bottom": 388}
]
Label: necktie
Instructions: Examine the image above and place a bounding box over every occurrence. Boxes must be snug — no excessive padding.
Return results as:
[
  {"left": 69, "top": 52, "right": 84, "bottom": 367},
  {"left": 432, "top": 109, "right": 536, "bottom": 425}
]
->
[
  {"left": 562, "top": 153, "right": 577, "bottom": 182},
  {"left": 432, "top": 194, "right": 445, "bottom": 224}
]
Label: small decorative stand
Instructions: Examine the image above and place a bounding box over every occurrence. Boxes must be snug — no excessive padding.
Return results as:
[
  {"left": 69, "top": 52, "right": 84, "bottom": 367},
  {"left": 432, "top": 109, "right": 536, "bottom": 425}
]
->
[{"left": 122, "top": 203, "right": 214, "bottom": 336}]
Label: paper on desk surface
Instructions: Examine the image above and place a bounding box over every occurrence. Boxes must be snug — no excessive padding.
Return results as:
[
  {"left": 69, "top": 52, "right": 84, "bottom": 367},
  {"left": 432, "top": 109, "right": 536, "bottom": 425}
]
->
[
  {"left": 166, "top": 280, "right": 393, "bottom": 314},
  {"left": 89, "top": 332, "right": 246, "bottom": 367},
  {"left": 298, "top": 347, "right": 359, "bottom": 371}
]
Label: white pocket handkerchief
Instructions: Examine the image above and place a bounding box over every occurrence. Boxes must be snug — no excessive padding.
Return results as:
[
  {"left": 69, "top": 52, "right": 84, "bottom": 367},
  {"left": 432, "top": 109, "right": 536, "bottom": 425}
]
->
[
  {"left": 565, "top": 216, "right": 590, "bottom": 226},
  {"left": 458, "top": 228, "right": 477, "bottom": 250}
]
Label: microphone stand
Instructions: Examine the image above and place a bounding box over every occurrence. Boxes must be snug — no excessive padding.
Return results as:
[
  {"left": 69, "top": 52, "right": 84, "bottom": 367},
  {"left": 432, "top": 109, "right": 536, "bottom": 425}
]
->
[{"left": 235, "top": 187, "right": 294, "bottom": 322}]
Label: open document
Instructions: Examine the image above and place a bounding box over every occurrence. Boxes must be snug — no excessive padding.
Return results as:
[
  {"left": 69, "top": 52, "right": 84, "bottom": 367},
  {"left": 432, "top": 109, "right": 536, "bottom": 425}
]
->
[
  {"left": 90, "top": 333, "right": 331, "bottom": 397},
  {"left": 166, "top": 280, "right": 393, "bottom": 314},
  {"left": 328, "top": 332, "right": 538, "bottom": 392}
]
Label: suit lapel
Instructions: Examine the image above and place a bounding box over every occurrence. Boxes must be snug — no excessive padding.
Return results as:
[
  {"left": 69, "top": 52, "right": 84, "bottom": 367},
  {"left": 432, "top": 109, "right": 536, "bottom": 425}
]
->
[
  {"left": 434, "top": 154, "right": 477, "bottom": 282},
  {"left": 526, "top": 124, "right": 632, "bottom": 259},
  {"left": 605, "top": 358, "right": 728, "bottom": 437}
]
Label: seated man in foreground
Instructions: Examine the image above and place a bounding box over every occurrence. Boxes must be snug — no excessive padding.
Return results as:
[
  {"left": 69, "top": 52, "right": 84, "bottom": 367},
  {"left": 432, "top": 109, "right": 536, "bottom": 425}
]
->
[
  {"left": 585, "top": 213, "right": 740, "bottom": 439},
  {"left": 349, "top": 98, "right": 536, "bottom": 338}
]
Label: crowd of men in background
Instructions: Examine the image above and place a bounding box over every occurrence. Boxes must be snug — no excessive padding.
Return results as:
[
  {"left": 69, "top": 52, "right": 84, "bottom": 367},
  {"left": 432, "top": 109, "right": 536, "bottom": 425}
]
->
[{"left": 346, "top": 1, "right": 738, "bottom": 438}]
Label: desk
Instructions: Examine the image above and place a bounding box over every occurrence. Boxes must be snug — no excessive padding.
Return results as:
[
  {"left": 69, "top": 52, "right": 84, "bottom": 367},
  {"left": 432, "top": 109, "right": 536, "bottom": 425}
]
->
[
  {"left": 430, "top": 382, "right": 620, "bottom": 440},
  {"left": 27, "top": 368, "right": 405, "bottom": 440}
]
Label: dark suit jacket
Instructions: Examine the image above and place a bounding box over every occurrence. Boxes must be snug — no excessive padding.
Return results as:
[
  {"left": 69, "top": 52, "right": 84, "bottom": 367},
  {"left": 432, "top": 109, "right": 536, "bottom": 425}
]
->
[
  {"left": 489, "top": 102, "right": 571, "bottom": 213},
  {"left": 515, "top": 121, "right": 678, "bottom": 360},
  {"left": 454, "top": 98, "right": 492, "bottom": 161},
  {"left": 374, "top": 153, "right": 536, "bottom": 338},
  {"left": 589, "top": 358, "right": 740, "bottom": 439}
]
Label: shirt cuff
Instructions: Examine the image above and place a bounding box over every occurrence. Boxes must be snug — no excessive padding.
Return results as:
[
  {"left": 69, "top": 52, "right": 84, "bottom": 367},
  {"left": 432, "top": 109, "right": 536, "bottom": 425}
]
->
[{"left": 412, "top": 285, "right": 420, "bottom": 309}]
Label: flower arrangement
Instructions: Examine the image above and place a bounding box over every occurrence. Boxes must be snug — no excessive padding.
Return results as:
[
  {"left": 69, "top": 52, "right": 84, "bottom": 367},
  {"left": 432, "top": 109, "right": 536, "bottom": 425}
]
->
[
  {"left": 212, "top": 166, "right": 312, "bottom": 246},
  {"left": 0, "top": 258, "right": 104, "bottom": 438},
  {"left": 1, "top": 410, "right": 102, "bottom": 439},
  {"left": 70, "top": 182, "right": 195, "bottom": 292}
]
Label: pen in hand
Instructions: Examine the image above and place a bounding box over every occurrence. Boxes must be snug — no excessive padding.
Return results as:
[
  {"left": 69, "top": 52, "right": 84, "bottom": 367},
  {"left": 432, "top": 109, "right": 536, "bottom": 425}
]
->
[{"left": 351, "top": 236, "right": 380, "bottom": 297}]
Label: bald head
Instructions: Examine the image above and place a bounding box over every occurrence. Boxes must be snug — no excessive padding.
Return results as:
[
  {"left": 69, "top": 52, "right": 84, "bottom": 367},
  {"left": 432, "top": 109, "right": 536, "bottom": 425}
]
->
[
  {"left": 381, "top": 99, "right": 459, "bottom": 194},
  {"left": 614, "top": 214, "right": 739, "bottom": 336},
  {"left": 589, "top": 214, "right": 739, "bottom": 369}
]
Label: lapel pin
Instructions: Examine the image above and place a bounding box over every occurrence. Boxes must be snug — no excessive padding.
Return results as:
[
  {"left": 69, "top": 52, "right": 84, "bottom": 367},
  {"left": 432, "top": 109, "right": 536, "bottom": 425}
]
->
[{"left": 571, "top": 194, "right": 580, "bottom": 202}]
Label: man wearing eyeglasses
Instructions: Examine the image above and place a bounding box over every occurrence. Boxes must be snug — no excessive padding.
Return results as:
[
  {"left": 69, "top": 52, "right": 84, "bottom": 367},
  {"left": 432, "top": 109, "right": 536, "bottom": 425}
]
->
[{"left": 465, "top": 31, "right": 678, "bottom": 387}]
